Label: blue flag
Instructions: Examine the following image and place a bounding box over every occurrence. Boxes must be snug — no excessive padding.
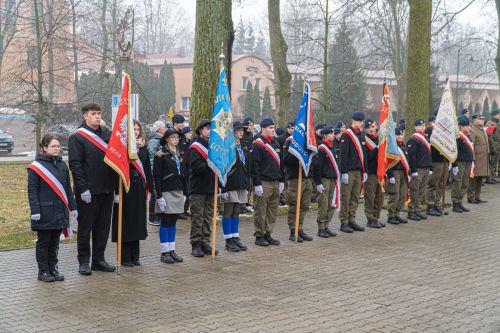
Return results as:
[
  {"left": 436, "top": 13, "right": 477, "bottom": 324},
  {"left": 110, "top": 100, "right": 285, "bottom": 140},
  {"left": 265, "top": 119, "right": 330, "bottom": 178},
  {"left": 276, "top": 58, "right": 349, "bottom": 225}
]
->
[
  {"left": 289, "top": 82, "right": 317, "bottom": 176},
  {"left": 208, "top": 67, "right": 236, "bottom": 187}
]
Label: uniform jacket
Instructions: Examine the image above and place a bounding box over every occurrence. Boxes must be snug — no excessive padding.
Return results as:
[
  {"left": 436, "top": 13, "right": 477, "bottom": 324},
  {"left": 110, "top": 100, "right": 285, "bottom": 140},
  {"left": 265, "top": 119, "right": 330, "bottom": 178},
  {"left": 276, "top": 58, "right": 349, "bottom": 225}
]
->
[
  {"left": 153, "top": 146, "right": 185, "bottom": 197},
  {"left": 486, "top": 118, "right": 500, "bottom": 154},
  {"left": 28, "top": 155, "right": 77, "bottom": 231},
  {"left": 223, "top": 141, "right": 248, "bottom": 192},
  {"left": 339, "top": 127, "right": 367, "bottom": 174},
  {"left": 387, "top": 142, "right": 409, "bottom": 179},
  {"left": 426, "top": 126, "right": 446, "bottom": 163},
  {"left": 148, "top": 131, "right": 162, "bottom": 166},
  {"left": 283, "top": 138, "right": 316, "bottom": 180},
  {"left": 452, "top": 132, "right": 474, "bottom": 166},
  {"left": 313, "top": 140, "right": 338, "bottom": 185},
  {"left": 365, "top": 133, "right": 379, "bottom": 175},
  {"left": 470, "top": 124, "right": 489, "bottom": 176},
  {"left": 407, "top": 132, "right": 432, "bottom": 173},
  {"left": 250, "top": 134, "right": 284, "bottom": 185},
  {"left": 188, "top": 137, "right": 215, "bottom": 194}
]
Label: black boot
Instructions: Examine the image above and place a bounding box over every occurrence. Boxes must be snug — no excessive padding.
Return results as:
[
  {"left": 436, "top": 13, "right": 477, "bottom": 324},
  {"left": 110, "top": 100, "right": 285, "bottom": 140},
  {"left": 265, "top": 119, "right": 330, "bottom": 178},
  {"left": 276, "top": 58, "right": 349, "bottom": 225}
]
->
[
  {"left": 317, "top": 229, "right": 329, "bottom": 238},
  {"left": 91, "top": 261, "right": 116, "bottom": 272},
  {"left": 427, "top": 205, "right": 441, "bottom": 216},
  {"left": 191, "top": 242, "right": 205, "bottom": 257},
  {"left": 366, "top": 219, "right": 381, "bottom": 228},
  {"left": 225, "top": 238, "right": 240, "bottom": 252},
  {"left": 38, "top": 271, "right": 55, "bottom": 282},
  {"left": 387, "top": 216, "right": 399, "bottom": 225},
  {"left": 255, "top": 236, "right": 269, "bottom": 246},
  {"left": 408, "top": 212, "right": 421, "bottom": 221},
  {"left": 50, "top": 269, "right": 64, "bottom": 281},
  {"left": 170, "top": 251, "right": 183, "bottom": 262},
  {"left": 458, "top": 202, "right": 470, "bottom": 212},
  {"left": 289, "top": 231, "right": 303, "bottom": 242},
  {"left": 348, "top": 222, "right": 365, "bottom": 231},
  {"left": 396, "top": 215, "right": 408, "bottom": 224},
  {"left": 78, "top": 263, "right": 92, "bottom": 275},
  {"left": 299, "top": 230, "right": 313, "bottom": 241},
  {"left": 416, "top": 211, "right": 427, "bottom": 220},
  {"left": 264, "top": 234, "right": 280, "bottom": 245},
  {"left": 233, "top": 237, "right": 248, "bottom": 250},
  {"left": 200, "top": 241, "right": 219, "bottom": 255},
  {"left": 160, "top": 252, "right": 175, "bottom": 264},
  {"left": 452, "top": 202, "right": 463, "bottom": 213},
  {"left": 340, "top": 223, "right": 353, "bottom": 233},
  {"left": 379, "top": 220, "right": 386, "bottom": 227},
  {"left": 325, "top": 228, "right": 337, "bottom": 237}
]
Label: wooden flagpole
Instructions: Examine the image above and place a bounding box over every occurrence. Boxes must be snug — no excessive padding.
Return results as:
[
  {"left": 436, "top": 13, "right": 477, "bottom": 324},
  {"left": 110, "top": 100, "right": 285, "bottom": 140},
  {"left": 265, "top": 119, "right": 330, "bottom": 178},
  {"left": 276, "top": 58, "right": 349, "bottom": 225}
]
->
[
  {"left": 441, "top": 161, "right": 447, "bottom": 210},
  {"left": 117, "top": 178, "right": 123, "bottom": 274},
  {"left": 211, "top": 174, "right": 219, "bottom": 257},
  {"left": 294, "top": 164, "right": 303, "bottom": 241}
]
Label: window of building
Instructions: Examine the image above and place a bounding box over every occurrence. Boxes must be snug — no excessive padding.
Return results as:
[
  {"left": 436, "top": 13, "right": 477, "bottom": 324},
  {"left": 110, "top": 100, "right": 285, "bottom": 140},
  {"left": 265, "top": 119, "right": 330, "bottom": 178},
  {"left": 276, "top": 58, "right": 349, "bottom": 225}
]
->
[
  {"left": 255, "top": 78, "right": 261, "bottom": 91},
  {"left": 181, "top": 97, "right": 191, "bottom": 111},
  {"left": 241, "top": 76, "right": 249, "bottom": 91}
]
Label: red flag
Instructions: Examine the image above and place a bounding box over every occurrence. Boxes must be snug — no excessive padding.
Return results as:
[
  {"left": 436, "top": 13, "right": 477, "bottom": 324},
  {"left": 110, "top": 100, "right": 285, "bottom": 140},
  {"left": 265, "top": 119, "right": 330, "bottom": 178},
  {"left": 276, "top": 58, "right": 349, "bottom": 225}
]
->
[
  {"left": 105, "top": 73, "right": 132, "bottom": 192},
  {"left": 377, "top": 83, "right": 400, "bottom": 183}
]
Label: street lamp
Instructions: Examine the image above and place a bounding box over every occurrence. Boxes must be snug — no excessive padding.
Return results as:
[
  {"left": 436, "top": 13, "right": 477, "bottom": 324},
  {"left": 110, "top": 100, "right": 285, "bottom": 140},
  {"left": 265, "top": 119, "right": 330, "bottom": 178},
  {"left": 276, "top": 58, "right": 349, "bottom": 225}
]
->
[{"left": 455, "top": 49, "right": 474, "bottom": 111}]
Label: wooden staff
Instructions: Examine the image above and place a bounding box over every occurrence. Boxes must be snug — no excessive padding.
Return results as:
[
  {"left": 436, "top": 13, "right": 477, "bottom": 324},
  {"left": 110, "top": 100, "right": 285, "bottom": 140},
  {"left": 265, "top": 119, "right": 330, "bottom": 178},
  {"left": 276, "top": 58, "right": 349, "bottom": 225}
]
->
[
  {"left": 117, "top": 177, "right": 123, "bottom": 275},
  {"left": 294, "top": 163, "right": 303, "bottom": 241},
  {"left": 441, "top": 161, "right": 447, "bottom": 210},
  {"left": 211, "top": 174, "right": 219, "bottom": 257}
]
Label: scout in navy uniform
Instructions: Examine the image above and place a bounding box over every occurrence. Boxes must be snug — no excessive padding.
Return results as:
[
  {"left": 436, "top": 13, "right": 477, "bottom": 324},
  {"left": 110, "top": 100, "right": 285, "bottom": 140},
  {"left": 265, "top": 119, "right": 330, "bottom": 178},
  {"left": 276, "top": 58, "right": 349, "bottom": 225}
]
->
[
  {"left": 68, "top": 103, "right": 117, "bottom": 275},
  {"left": 363, "top": 119, "right": 384, "bottom": 228},
  {"left": 407, "top": 119, "right": 433, "bottom": 221},
  {"left": 339, "top": 111, "right": 367, "bottom": 233},
  {"left": 314, "top": 125, "right": 340, "bottom": 238},
  {"left": 250, "top": 118, "right": 284, "bottom": 246},
  {"left": 451, "top": 117, "right": 474, "bottom": 213},
  {"left": 386, "top": 127, "right": 410, "bottom": 225},
  {"left": 188, "top": 119, "right": 218, "bottom": 257}
]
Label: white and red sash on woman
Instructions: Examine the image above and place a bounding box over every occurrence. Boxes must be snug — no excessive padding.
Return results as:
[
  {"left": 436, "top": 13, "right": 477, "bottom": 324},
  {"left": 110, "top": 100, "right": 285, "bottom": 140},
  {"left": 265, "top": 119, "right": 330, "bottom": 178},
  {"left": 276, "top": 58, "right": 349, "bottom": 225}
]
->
[
  {"left": 254, "top": 137, "right": 280, "bottom": 167},
  {"left": 411, "top": 132, "right": 431, "bottom": 153},
  {"left": 319, "top": 144, "right": 341, "bottom": 209},
  {"left": 75, "top": 127, "right": 108, "bottom": 152},
  {"left": 28, "top": 161, "right": 73, "bottom": 238},
  {"left": 365, "top": 136, "right": 377, "bottom": 151},
  {"left": 397, "top": 147, "right": 411, "bottom": 202},
  {"left": 459, "top": 131, "right": 476, "bottom": 177},
  {"left": 189, "top": 142, "right": 208, "bottom": 160}
]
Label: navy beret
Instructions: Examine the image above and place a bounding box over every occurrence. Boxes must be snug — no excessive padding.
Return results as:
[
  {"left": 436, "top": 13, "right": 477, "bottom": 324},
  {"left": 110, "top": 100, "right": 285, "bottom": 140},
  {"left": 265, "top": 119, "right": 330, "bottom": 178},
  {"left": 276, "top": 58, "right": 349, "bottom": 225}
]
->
[
  {"left": 364, "top": 119, "right": 375, "bottom": 128},
  {"left": 172, "top": 114, "right": 185, "bottom": 124},
  {"left": 352, "top": 111, "right": 365, "bottom": 121},
  {"left": 315, "top": 123, "right": 326, "bottom": 131},
  {"left": 336, "top": 121, "right": 346, "bottom": 128},
  {"left": 181, "top": 126, "right": 192, "bottom": 134},
  {"left": 260, "top": 118, "right": 275, "bottom": 129},
  {"left": 321, "top": 125, "right": 334, "bottom": 135},
  {"left": 414, "top": 119, "right": 425, "bottom": 126},
  {"left": 334, "top": 128, "right": 341, "bottom": 135},
  {"left": 395, "top": 127, "right": 403, "bottom": 135},
  {"left": 458, "top": 116, "right": 470, "bottom": 126},
  {"left": 472, "top": 113, "right": 485, "bottom": 120},
  {"left": 287, "top": 121, "right": 295, "bottom": 128},
  {"left": 243, "top": 117, "right": 253, "bottom": 126},
  {"left": 276, "top": 128, "right": 285, "bottom": 136},
  {"left": 233, "top": 121, "right": 244, "bottom": 130},
  {"left": 428, "top": 115, "right": 436, "bottom": 122},
  {"left": 461, "top": 109, "right": 469, "bottom": 115}
]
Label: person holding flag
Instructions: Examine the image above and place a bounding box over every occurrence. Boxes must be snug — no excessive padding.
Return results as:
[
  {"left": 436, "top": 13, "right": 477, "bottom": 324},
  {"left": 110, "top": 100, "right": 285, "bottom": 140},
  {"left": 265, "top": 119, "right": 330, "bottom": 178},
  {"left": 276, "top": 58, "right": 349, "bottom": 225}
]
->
[
  {"left": 69, "top": 103, "right": 117, "bottom": 275},
  {"left": 313, "top": 125, "right": 339, "bottom": 238},
  {"left": 363, "top": 119, "right": 384, "bottom": 228},
  {"left": 386, "top": 128, "right": 410, "bottom": 225},
  {"left": 451, "top": 116, "right": 474, "bottom": 213},
  {"left": 28, "top": 134, "right": 78, "bottom": 282},
  {"left": 339, "top": 111, "right": 367, "bottom": 233}
]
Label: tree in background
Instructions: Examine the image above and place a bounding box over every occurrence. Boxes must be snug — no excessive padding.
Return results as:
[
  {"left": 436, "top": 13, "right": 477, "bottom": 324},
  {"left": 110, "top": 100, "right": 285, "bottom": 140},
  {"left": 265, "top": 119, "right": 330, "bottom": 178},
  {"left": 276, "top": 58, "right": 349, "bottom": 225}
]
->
[
  {"left": 290, "top": 74, "right": 304, "bottom": 119},
  {"left": 327, "top": 20, "right": 366, "bottom": 123},
  {"left": 492, "top": 100, "right": 498, "bottom": 111},
  {"left": 474, "top": 102, "right": 481, "bottom": 115},
  {"left": 158, "top": 61, "right": 176, "bottom": 115},
  {"left": 483, "top": 96, "right": 490, "bottom": 115},
  {"left": 429, "top": 63, "right": 442, "bottom": 114},
  {"left": 243, "top": 82, "right": 260, "bottom": 121},
  {"left": 261, "top": 86, "right": 272, "bottom": 117}
]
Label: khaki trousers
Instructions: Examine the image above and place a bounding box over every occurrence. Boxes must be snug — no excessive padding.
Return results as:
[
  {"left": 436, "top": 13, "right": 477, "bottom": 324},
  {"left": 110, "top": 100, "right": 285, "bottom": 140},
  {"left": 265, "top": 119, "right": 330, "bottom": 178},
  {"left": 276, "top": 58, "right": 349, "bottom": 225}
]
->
[
  {"left": 409, "top": 168, "right": 429, "bottom": 213},
  {"left": 190, "top": 193, "right": 214, "bottom": 244},
  {"left": 316, "top": 178, "right": 337, "bottom": 229},
  {"left": 253, "top": 180, "right": 279, "bottom": 237},
  {"left": 364, "top": 174, "right": 382, "bottom": 220},
  {"left": 286, "top": 178, "right": 313, "bottom": 231},
  {"left": 426, "top": 161, "right": 448, "bottom": 206},
  {"left": 451, "top": 162, "right": 471, "bottom": 203},
  {"left": 339, "top": 170, "right": 362, "bottom": 223},
  {"left": 387, "top": 170, "right": 408, "bottom": 217}
]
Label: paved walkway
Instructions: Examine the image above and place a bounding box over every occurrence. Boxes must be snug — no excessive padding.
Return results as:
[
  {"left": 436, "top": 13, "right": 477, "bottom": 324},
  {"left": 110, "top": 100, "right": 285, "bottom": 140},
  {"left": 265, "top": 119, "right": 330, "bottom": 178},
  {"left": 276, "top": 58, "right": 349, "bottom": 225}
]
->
[{"left": 1, "top": 185, "right": 500, "bottom": 333}]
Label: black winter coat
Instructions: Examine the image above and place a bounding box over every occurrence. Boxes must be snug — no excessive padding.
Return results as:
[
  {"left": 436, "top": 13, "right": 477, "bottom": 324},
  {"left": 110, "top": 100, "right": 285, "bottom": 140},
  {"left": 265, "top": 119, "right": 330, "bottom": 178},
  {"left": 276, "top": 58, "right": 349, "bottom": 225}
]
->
[
  {"left": 153, "top": 146, "right": 185, "bottom": 197},
  {"left": 426, "top": 127, "right": 446, "bottom": 162},
  {"left": 223, "top": 142, "right": 248, "bottom": 192},
  {"left": 340, "top": 127, "right": 368, "bottom": 174},
  {"left": 283, "top": 139, "right": 316, "bottom": 180},
  {"left": 314, "top": 141, "right": 339, "bottom": 185},
  {"left": 365, "top": 133, "right": 379, "bottom": 175},
  {"left": 453, "top": 133, "right": 475, "bottom": 166},
  {"left": 407, "top": 133, "right": 433, "bottom": 173},
  {"left": 68, "top": 123, "right": 116, "bottom": 195},
  {"left": 188, "top": 137, "right": 215, "bottom": 194},
  {"left": 250, "top": 134, "right": 285, "bottom": 185},
  {"left": 387, "top": 142, "right": 409, "bottom": 178},
  {"left": 28, "top": 155, "right": 77, "bottom": 231}
]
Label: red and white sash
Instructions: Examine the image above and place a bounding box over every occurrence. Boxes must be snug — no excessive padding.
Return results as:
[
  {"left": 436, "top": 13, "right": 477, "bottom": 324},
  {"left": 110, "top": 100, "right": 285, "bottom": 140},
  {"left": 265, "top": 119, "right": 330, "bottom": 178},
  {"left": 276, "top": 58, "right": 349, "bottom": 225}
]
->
[
  {"left": 75, "top": 127, "right": 108, "bottom": 152},
  {"left": 344, "top": 129, "right": 364, "bottom": 174},
  {"left": 319, "top": 144, "right": 341, "bottom": 209},
  {"left": 28, "top": 161, "right": 73, "bottom": 238},
  {"left": 254, "top": 138, "right": 280, "bottom": 167},
  {"left": 189, "top": 142, "right": 208, "bottom": 160},
  {"left": 397, "top": 147, "right": 411, "bottom": 203},
  {"left": 411, "top": 132, "right": 431, "bottom": 153},
  {"left": 460, "top": 132, "right": 475, "bottom": 177},
  {"left": 132, "top": 159, "right": 148, "bottom": 196},
  {"left": 365, "top": 136, "right": 378, "bottom": 151}
]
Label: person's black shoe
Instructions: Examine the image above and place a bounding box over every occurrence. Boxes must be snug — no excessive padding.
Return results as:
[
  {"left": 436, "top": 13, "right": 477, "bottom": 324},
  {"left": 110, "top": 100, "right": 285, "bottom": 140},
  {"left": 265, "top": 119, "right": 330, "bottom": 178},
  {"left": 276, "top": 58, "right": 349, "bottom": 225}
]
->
[
  {"left": 255, "top": 236, "right": 269, "bottom": 246},
  {"left": 458, "top": 202, "right": 470, "bottom": 212},
  {"left": 348, "top": 222, "right": 365, "bottom": 231},
  {"left": 485, "top": 178, "right": 497, "bottom": 184},
  {"left": 476, "top": 198, "right": 488, "bottom": 204},
  {"left": 233, "top": 237, "right": 248, "bottom": 250},
  {"left": 160, "top": 252, "right": 175, "bottom": 264},
  {"left": 408, "top": 212, "right": 421, "bottom": 221},
  {"left": 91, "top": 261, "right": 116, "bottom": 272},
  {"left": 387, "top": 217, "right": 399, "bottom": 225},
  {"left": 317, "top": 229, "right": 330, "bottom": 238},
  {"left": 133, "top": 261, "right": 141, "bottom": 266},
  {"left": 416, "top": 212, "right": 427, "bottom": 220},
  {"left": 340, "top": 224, "right": 353, "bottom": 233},
  {"left": 178, "top": 212, "right": 189, "bottom": 220},
  {"left": 122, "top": 262, "right": 134, "bottom": 267},
  {"left": 38, "top": 272, "right": 55, "bottom": 282},
  {"left": 50, "top": 269, "right": 64, "bottom": 281},
  {"left": 78, "top": 263, "right": 92, "bottom": 275},
  {"left": 396, "top": 216, "right": 408, "bottom": 224},
  {"left": 264, "top": 234, "right": 280, "bottom": 245},
  {"left": 225, "top": 238, "right": 240, "bottom": 252},
  {"left": 452, "top": 202, "right": 463, "bottom": 213},
  {"left": 379, "top": 221, "right": 386, "bottom": 227},
  {"left": 468, "top": 198, "right": 477, "bottom": 204},
  {"left": 200, "top": 241, "right": 219, "bottom": 255},
  {"left": 325, "top": 228, "right": 337, "bottom": 237},
  {"left": 170, "top": 251, "right": 183, "bottom": 262},
  {"left": 289, "top": 232, "right": 303, "bottom": 242},
  {"left": 366, "top": 219, "right": 381, "bottom": 228},
  {"left": 191, "top": 242, "right": 205, "bottom": 257},
  {"left": 299, "top": 230, "right": 313, "bottom": 241},
  {"left": 427, "top": 205, "right": 442, "bottom": 216}
]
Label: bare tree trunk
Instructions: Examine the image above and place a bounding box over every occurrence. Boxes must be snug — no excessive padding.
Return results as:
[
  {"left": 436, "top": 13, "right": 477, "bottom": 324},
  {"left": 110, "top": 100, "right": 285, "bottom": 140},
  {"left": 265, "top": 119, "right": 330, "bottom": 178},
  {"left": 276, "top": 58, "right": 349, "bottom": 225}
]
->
[
  {"left": 389, "top": 0, "right": 406, "bottom": 119},
  {"left": 320, "top": 0, "right": 329, "bottom": 124},
  {"left": 268, "top": 0, "right": 291, "bottom": 127},
  {"left": 190, "top": 0, "right": 233, "bottom": 128},
  {"left": 99, "top": 0, "right": 109, "bottom": 108},
  {"left": 70, "top": 0, "right": 79, "bottom": 105},
  {"left": 405, "top": 0, "right": 431, "bottom": 137},
  {"left": 34, "top": 0, "right": 45, "bottom": 148},
  {"left": 495, "top": 0, "right": 500, "bottom": 90},
  {"left": 47, "top": 0, "right": 55, "bottom": 106}
]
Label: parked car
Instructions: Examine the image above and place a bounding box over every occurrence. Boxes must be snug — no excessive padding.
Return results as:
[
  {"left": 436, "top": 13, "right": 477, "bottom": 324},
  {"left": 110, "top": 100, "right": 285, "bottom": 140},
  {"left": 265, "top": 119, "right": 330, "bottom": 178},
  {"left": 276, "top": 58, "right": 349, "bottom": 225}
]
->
[
  {"left": 0, "top": 129, "right": 14, "bottom": 153},
  {"left": 45, "top": 124, "right": 78, "bottom": 148}
]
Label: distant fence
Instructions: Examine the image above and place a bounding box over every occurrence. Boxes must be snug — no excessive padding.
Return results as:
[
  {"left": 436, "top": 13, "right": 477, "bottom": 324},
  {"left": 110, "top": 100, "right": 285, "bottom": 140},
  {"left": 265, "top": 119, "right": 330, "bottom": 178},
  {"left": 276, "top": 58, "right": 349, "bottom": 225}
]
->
[{"left": 0, "top": 114, "right": 34, "bottom": 120}]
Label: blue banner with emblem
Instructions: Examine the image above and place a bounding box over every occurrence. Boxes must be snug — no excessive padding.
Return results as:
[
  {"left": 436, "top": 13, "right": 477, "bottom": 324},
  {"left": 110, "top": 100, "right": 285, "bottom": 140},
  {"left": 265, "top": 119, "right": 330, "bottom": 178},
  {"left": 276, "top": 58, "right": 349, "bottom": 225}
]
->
[
  {"left": 208, "top": 67, "right": 236, "bottom": 187},
  {"left": 289, "top": 82, "right": 317, "bottom": 176}
]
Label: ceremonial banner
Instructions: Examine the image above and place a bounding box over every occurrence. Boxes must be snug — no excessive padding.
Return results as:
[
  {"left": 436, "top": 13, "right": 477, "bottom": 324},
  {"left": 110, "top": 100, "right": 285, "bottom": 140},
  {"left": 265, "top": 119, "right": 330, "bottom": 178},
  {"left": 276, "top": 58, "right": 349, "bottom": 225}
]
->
[
  {"left": 289, "top": 82, "right": 317, "bottom": 176},
  {"left": 377, "top": 83, "right": 400, "bottom": 183},
  {"left": 430, "top": 80, "right": 459, "bottom": 162},
  {"left": 207, "top": 66, "right": 236, "bottom": 187},
  {"left": 168, "top": 106, "right": 174, "bottom": 121}
]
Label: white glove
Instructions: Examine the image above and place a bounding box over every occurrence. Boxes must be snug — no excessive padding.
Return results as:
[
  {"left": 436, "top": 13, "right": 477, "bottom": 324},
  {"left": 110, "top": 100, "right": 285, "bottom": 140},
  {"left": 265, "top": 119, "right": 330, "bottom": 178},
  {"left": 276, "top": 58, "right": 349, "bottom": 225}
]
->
[
  {"left": 255, "top": 185, "right": 264, "bottom": 197},
  {"left": 31, "top": 214, "right": 41, "bottom": 221},
  {"left": 114, "top": 195, "right": 119, "bottom": 203},
  {"left": 316, "top": 184, "right": 324, "bottom": 193},
  {"left": 220, "top": 192, "right": 229, "bottom": 200},
  {"left": 411, "top": 172, "right": 418, "bottom": 177},
  {"left": 429, "top": 170, "right": 433, "bottom": 175},
  {"left": 452, "top": 166, "right": 459, "bottom": 176},
  {"left": 80, "top": 190, "right": 91, "bottom": 203},
  {"left": 363, "top": 173, "right": 368, "bottom": 183},
  {"left": 279, "top": 182, "right": 284, "bottom": 194},
  {"left": 70, "top": 210, "right": 78, "bottom": 220},
  {"left": 389, "top": 177, "right": 396, "bottom": 184},
  {"left": 341, "top": 173, "right": 349, "bottom": 185},
  {"left": 157, "top": 197, "right": 167, "bottom": 212}
]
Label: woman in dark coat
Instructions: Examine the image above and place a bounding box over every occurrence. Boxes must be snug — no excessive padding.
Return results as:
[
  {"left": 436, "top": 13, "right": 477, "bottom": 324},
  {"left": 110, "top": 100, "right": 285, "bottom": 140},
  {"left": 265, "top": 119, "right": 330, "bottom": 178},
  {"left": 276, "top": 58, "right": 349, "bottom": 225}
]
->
[
  {"left": 154, "top": 128, "right": 186, "bottom": 264},
  {"left": 112, "top": 120, "right": 153, "bottom": 266},
  {"left": 28, "top": 134, "right": 78, "bottom": 282}
]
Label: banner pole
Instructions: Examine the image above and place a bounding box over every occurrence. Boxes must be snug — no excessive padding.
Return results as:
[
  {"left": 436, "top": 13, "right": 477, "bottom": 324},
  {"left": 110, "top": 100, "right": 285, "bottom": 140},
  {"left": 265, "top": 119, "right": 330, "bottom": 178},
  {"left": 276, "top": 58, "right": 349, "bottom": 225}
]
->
[
  {"left": 117, "top": 178, "right": 123, "bottom": 275},
  {"left": 294, "top": 164, "right": 303, "bottom": 242},
  {"left": 212, "top": 175, "right": 219, "bottom": 257},
  {"left": 441, "top": 161, "right": 446, "bottom": 210}
]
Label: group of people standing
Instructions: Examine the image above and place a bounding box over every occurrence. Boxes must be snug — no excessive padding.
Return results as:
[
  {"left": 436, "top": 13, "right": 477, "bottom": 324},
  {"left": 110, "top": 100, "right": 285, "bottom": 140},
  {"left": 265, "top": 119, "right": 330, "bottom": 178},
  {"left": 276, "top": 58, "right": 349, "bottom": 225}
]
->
[{"left": 27, "top": 102, "right": 499, "bottom": 282}]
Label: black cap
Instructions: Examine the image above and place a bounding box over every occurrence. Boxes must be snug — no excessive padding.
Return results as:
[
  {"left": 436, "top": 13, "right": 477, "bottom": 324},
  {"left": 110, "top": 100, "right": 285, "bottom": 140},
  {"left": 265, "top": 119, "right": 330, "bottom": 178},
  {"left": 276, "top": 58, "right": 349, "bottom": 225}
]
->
[
  {"left": 181, "top": 126, "right": 192, "bottom": 134},
  {"left": 243, "top": 117, "right": 253, "bottom": 127},
  {"left": 321, "top": 125, "right": 334, "bottom": 135},
  {"left": 352, "top": 111, "right": 365, "bottom": 121},
  {"left": 428, "top": 115, "right": 436, "bottom": 122},
  {"left": 287, "top": 121, "right": 295, "bottom": 128},
  {"left": 472, "top": 113, "right": 485, "bottom": 120},
  {"left": 395, "top": 127, "right": 403, "bottom": 135},
  {"left": 159, "top": 129, "right": 179, "bottom": 146},
  {"left": 336, "top": 121, "right": 346, "bottom": 128},
  {"left": 414, "top": 119, "right": 425, "bottom": 126},
  {"left": 461, "top": 109, "right": 469, "bottom": 115},
  {"left": 260, "top": 118, "right": 275, "bottom": 129},
  {"left": 364, "top": 119, "right": 375, "bottom": 129},
  {"left": 172, "top": 114, "right": 185, "bottom": 124},
  {"left": 315, "top": 123, "right": 326, "bottom": 131},
  {"left": 334, "top": 128, "right": 341, "bottom": 135},
  {"left": 195, "top": 119, "right": 211, "bottom": 135},
  {"left": 458, "top": 116, "right": 470, "bottom": 126},
  {"left": 276, "top": 128, "right": 285, "bottom": 136},
  {"left": 233, "top": 121, "right": 244, "bottom": 130}
]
